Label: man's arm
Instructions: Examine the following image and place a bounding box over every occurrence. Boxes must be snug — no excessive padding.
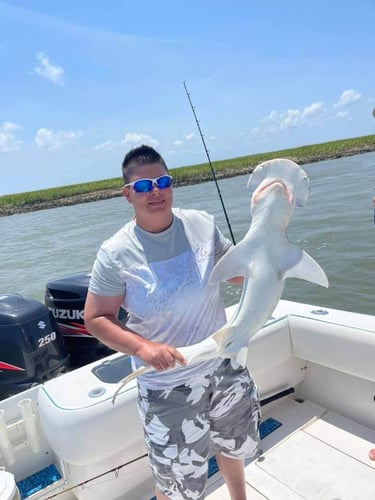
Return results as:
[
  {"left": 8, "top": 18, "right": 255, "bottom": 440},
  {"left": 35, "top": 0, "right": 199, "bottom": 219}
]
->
[{"left": 84, "top": 292, "right": 185, "bottom": 371}]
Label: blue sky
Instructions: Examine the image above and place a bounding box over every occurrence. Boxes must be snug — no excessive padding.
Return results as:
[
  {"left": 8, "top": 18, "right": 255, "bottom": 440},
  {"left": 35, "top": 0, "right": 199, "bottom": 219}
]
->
[{"left": 1, "top": 0, "right": 374, "bottom": 195}]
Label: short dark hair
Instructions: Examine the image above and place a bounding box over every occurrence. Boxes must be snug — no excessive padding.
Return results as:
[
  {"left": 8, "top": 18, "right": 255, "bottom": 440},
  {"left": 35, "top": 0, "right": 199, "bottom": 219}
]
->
[{"left": 121, "top": 144, "right": 168, "bottom": 184}]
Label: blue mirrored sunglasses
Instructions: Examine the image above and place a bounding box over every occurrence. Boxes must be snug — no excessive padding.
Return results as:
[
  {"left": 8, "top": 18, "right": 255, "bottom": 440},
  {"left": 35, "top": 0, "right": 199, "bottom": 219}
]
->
[{"left": 125, "top": 175, "right": 173, "bottom": 193}]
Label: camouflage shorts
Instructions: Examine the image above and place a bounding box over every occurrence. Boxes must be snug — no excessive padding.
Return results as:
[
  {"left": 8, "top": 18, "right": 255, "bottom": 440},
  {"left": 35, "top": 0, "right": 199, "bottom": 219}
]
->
[{"left": 137, "top": 358, "right": 260, "bottom": 499}]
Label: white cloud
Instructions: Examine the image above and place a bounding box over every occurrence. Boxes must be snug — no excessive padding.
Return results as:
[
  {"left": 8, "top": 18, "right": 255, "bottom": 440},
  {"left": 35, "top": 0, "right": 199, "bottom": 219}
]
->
[
  {"left": 2, "top": 122, "right": 20, "bottom": 132},
  {"left": 94, "top": 132, "right": 160, "bottom": 152},
  {"left": 35, "top": 128, "right": 81, "bottom": 150},
  {"left": 252, "top": 101, "right": 326, "bottom": 138},
  {"left": 282, "top": 109, "right": 302, "bottom": 128},
  {"left": 302, "top": 102, "right": 324, "bottom": 118},
  {"left": 336, "top": 110, "right": 350, "bottom": 119},
  {"left": 122, "top": 132, "right": 159, "bottom": 149},
  {"left": 334, "top": 89, "right": 361, "bottom": 108},
  {"left": 184, "top": 133, "right": 196, "bottom": 141},
  {"left": 0, "top": 121, "right": 22, "bottom": 152},
  {"left": 94, "top": 140, "right": 117, "bottom": 151},
  {"left": 172, "top": 133, "right": 201, "bottom": 147},
  {"left": 34, "top": 52, "right": 64, "bottom": 86}
]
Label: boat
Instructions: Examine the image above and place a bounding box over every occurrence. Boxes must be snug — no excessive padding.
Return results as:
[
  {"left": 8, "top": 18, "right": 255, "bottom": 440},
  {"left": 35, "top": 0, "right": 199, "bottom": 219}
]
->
[
  {"left": 1, "top": 297, "right": 375, "bottom": 499},
  {"left": 0, "top": 273, "right": 119, "bottom": 401}
]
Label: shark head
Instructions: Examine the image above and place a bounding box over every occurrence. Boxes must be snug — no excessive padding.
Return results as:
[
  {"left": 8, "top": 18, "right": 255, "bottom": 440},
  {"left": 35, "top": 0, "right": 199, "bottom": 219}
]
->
[
  {"left": 249, "top": 179, "right": 294, "bottom": 227},
  {"left": 247, "top": 158, "right": 310, "bottom": 210}
]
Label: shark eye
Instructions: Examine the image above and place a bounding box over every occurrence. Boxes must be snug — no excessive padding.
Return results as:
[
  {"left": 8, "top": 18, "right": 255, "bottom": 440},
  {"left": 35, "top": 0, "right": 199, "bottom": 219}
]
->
[{"left": 225, "top": 341, "right": 233, "bottom": 348}]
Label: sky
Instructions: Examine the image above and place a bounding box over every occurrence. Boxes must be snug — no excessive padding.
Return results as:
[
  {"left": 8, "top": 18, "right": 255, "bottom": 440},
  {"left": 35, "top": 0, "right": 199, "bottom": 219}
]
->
[{"left": 0, "top": 0, "right": 374, "bottom": 195}]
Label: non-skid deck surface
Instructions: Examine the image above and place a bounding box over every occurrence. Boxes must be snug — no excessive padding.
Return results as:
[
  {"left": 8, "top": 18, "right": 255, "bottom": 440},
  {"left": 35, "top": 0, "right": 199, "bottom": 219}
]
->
[{"left": 206, "top": 398, "right": 375, "bottom": 499}]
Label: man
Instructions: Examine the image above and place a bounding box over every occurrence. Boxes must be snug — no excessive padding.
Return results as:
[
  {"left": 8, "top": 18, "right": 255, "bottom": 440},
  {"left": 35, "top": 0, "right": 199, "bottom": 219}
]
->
[{"left": 84, "top": 145, "right": 260, "bottom": 499}]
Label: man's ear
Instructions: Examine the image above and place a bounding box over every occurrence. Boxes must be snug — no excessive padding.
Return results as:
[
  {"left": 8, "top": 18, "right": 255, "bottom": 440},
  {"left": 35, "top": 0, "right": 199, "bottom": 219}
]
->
[{"left": 122, "top": 186, "right": 132, "bottom": 203}]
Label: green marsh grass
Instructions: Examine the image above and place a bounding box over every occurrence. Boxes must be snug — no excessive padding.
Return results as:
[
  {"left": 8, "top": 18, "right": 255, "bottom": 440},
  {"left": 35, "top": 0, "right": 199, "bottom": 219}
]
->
[{"left": 1, "top": 134, "right": 375, "bottom": 214}]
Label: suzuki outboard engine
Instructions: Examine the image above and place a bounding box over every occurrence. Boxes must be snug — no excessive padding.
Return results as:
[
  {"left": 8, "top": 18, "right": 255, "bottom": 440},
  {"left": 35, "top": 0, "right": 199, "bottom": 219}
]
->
[
  {"left": 45, "top": 273, "right": 125, "bottom": 369},
  {"left": 0, "top": 294, "right": 69, "bottom": 399}
]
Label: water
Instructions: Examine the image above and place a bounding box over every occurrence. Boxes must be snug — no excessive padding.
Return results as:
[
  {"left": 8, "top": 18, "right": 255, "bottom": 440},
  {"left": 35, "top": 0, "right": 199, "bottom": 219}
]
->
[{"left": 1, "top": 153, "right": 374, "bottom": 315}]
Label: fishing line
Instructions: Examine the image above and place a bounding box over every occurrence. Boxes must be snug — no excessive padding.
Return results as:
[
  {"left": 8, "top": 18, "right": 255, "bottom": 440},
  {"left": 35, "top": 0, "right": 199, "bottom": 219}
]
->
[{"left": 183, "top": 81, "right": 236, "bottom": 244}]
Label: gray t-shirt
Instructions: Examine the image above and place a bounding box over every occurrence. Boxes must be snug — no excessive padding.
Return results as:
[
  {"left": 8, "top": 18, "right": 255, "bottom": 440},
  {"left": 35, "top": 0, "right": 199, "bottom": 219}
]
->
[{"left": 89, "top": 208, "right": 232, "bottom": 389}]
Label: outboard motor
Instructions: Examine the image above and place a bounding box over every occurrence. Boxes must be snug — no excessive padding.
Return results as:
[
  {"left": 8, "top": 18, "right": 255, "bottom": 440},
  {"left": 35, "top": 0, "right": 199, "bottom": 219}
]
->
[
  {"left": 0, "top": 293, "right": 69, "bottom": 399},
  {"left": 45, "top": 273, "right": 126, "bottom": 369}
]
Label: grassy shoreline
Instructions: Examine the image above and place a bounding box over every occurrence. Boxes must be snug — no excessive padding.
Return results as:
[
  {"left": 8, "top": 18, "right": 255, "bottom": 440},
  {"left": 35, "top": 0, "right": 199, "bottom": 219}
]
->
[{"left": 1, "top": 134, "right": 375, "bottom": 217}]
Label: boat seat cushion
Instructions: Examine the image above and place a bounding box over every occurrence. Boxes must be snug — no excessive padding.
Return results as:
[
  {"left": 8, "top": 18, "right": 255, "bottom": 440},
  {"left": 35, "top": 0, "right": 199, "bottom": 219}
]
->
[{"left": 289, "top": 316, "right": 375, "bottom": 383}]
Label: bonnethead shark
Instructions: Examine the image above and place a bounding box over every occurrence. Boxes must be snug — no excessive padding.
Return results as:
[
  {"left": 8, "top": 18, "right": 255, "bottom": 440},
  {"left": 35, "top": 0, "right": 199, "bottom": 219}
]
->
[{"left": 112, "top": 158, "right": 328, "bottom": 404}]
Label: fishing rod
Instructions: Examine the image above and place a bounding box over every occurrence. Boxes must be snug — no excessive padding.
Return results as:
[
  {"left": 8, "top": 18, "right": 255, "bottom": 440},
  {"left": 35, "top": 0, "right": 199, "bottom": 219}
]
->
[{"left": 183, "top": 81, "right": 236, "bottom": 245}]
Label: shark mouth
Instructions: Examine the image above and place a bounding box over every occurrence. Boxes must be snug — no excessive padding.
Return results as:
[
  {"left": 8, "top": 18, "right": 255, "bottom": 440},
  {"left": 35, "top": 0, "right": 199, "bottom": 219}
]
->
[{"left": 253, "top": 180, "right": 293, "bottom": 205}]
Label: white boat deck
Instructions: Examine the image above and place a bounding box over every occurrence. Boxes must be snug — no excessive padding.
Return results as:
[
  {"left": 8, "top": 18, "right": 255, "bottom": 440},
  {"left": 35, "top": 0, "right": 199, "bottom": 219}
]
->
[
  {"left": 3, "top": 301, "right": 375, "bottom": 500},
  {"left": 206, "top": 398, "right": 375, "bottom": 500}
]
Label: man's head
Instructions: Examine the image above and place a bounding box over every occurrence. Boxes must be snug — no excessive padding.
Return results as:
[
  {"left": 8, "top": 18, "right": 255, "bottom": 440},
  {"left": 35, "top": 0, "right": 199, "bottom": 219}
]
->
[
  {"left": 122, "top": 145, "right": 168, "bottom": 184},
  {"left": 121, "top": 145, "right": 173, "bottom": 232}
]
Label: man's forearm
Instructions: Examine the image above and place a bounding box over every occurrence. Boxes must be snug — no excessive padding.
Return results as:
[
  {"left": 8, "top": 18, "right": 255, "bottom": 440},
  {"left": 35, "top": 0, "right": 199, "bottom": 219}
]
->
[{"left": 85, "top": 315, "right": 149, "bottom": 356}]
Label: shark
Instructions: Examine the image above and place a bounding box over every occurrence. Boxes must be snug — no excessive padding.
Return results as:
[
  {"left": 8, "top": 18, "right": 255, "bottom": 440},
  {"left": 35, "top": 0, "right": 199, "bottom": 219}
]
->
[{"left": 112, "top": 158, "right": 328, "bottom": 404}]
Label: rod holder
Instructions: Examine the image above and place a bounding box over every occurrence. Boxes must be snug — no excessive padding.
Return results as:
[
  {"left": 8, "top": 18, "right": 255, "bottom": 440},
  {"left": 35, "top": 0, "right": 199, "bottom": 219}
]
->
[
  {"left": 0, "top": 410, "right": 15, "bottom": 466},
  {"left": 18, "top": 398, "right": 41, "bottom": 453}
]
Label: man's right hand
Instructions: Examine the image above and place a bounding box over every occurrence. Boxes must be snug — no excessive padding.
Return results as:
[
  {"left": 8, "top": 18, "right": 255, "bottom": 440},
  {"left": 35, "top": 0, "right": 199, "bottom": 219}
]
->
[{"left": 135, "top": 341, "right": 186, "bottom": 371}]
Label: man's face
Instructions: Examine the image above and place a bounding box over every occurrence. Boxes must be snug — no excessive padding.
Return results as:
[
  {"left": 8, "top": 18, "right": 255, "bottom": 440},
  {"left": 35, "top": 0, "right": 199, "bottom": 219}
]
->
[{"left": 122, "top": 162, "right": 173, "bottom": 229}]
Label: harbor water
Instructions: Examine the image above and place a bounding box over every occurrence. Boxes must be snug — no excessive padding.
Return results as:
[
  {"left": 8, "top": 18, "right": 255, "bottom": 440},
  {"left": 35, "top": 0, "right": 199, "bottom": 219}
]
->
[{"left": 1, "top": 152, "right": 374, "bottom": 315}]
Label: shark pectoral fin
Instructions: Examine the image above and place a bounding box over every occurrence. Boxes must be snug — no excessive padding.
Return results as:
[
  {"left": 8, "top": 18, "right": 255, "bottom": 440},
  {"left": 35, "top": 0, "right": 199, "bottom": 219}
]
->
[
  {"left": 282, "top": 250, "right": 329, "bottom": 288},
  {"left": 235, "top": 347, "right": 248, "bottom": 367},
  {"left": 209, "top": 242, "right": 253, "bottom": 284}
]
